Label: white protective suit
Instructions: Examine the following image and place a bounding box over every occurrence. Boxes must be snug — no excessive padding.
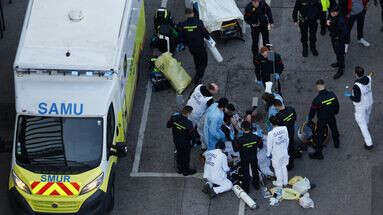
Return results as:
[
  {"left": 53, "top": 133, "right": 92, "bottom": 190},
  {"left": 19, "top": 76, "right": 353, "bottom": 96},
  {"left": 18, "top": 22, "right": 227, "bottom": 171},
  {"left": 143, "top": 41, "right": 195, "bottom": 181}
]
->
[
  {"left": 203, "top": 149, "right": 233, "bottom": 194},
  {"left": 186, "top": 84, "right": 213, "bottom": 127},
  {"left": 353, "top": 76, "right": 373, "bottom": 147},
  {"left": 267, "top": 126, "right": 290, "bottom": 187}
]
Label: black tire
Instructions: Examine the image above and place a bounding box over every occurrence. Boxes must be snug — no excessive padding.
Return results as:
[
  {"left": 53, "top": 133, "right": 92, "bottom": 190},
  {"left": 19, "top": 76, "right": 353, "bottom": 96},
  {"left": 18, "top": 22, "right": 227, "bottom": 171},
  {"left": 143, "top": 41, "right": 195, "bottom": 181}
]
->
[{"left": 106, "top": 174, "right": 115, "bottom": 213}]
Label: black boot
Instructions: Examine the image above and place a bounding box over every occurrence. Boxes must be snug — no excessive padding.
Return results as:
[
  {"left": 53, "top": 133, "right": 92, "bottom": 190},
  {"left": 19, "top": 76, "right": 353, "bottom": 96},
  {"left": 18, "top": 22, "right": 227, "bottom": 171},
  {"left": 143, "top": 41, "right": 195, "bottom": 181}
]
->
[
  {"left": 334, "top": 140, "right": 340, "bottom": 148},
  {"left": 311, "top": 46, "right": 319, "bottom": 56},
  {"left": 333, "top": 68, "right": 344, "bottom": 79},
  {"left": 364, "top": 144, "right": 373, "bottom": 150},
  {"left": 302, "top": 46, "right": 308, "bottom": 57},
  {"left": 309, "top": 152, "right": 324, "bottom": 160},
  {"left": 320, "top": 26, "right": 326, "bottom": 36},
  {"left": 330, "top": 62, "right": 339, "bottom": 68}
]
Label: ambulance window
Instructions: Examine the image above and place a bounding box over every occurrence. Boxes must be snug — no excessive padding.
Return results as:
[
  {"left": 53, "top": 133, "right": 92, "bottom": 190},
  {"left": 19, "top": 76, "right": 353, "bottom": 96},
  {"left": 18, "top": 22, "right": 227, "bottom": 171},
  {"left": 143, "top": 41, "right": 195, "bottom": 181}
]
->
[
  {"left": 107, "top": 104, "right": 115, "bottom": 159},
  {"left": 123, "top": 55, "right": 128, "bottom": 78}
]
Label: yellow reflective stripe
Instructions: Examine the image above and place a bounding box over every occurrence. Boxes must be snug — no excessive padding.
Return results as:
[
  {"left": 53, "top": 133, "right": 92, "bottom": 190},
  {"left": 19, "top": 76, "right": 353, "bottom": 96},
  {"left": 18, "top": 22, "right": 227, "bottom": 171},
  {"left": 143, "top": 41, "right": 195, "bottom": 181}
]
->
[
  {"left": 283, "top": 113, "right": 293, "bottom": 122},
  {"left": 31, "top": 182, "right": 46, "bottom": 194},
  {"left": 53, "top": 184, "right": 68, "bottom": 196},
  {"left": 243, "top": 141, "right": 258, "bottom": 147},
  {"left": 173, "top": 122, "right": 186, "bottom": 130},
  {"left": 222, "top": 22, "right": 236, "bottom": 28},
  {"left": 322, "top": 97, "right": 335, "bottom": 105},
  {"left": 65, "top": 182, "right": 80, "bottom": 195},
  {"left": 43, "top": 183, "right": 58, "bottom": 196},
  {"left": 184, "top": 26, "right": 197, "bottom": 29}
]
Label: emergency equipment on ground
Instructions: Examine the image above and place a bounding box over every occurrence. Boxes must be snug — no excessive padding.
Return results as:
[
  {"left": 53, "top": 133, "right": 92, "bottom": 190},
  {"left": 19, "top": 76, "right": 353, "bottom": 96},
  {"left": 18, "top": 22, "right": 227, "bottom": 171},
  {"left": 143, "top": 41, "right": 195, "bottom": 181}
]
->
[
  {"left": 155, "top": 52, "right": 192, "bottom": 94},
  {"left": 232, "top": 185, "right": 258, "bottom": 209},
  {"left": 192, "top": 0, "right": 244, "bottom": 41}
]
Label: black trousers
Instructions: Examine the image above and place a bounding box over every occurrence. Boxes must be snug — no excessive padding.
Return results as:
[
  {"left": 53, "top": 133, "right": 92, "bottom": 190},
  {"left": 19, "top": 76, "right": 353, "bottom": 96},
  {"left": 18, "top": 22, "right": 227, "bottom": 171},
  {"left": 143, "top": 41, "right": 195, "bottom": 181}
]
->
[
  {"left": 331, "top": 37, "right": 345, "bottom": 69},
  {"left": 380, "top": 0, "right": 383, "bottom": 23},
  {"left": 299, "top": 20, "right": 318, "bottom": 48},
  {"left": 240, "top": 155, "right": 259, "bottom": 193},
  {"left": 251, "top": 26, "right": 269, "bottom": 55},
  {"left": 347, "top": 9, "right": 366, "bottom": 43},
  {"left": 320, "top": 11, "right": 327, "bottom": 28},
  {"left": 315, "top": 117, "right": 339, "bottom": 154},
  {"left": 175, "top": 142, "right": 192, "bottom": 173},
  {"left": 287, "top": 125, "right": 296, "bottom": 159},
  {"left": 191, "top": 48, "right": 208, "bottom": 82}
]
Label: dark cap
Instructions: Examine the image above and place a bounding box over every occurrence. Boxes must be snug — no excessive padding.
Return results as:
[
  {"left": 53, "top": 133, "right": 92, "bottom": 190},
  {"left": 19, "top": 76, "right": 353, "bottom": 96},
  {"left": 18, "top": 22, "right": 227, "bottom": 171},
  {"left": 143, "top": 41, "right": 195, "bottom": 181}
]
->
[
  {"left": 215, "top": 141, "right": 226, "bottom": 150},
  {"left": 316, "top": 79, "right": 325, "bottom": 85},
  {"left": 182, "top": 105, "right": 193, "bottom": 114},
  {"left": 330, "top": 4, "right": 340, "bottom": 12}
]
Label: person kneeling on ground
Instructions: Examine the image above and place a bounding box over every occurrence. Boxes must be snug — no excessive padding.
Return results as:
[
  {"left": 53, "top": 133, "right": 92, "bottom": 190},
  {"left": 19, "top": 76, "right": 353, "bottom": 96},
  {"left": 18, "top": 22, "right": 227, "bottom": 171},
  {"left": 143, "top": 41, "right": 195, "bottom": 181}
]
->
[
  {"left": 267, "top": 116, "right": 290, "bottom": 187},
  {"left": 202, "top": 141, "right": 233, "bottom": 199}
]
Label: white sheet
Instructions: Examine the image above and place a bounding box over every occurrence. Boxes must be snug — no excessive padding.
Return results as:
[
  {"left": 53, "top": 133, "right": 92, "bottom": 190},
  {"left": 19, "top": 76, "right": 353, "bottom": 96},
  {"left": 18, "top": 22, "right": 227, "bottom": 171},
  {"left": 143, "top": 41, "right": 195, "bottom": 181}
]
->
[{"left": 196, "top": 0, "right": 244, "bottom": 32}]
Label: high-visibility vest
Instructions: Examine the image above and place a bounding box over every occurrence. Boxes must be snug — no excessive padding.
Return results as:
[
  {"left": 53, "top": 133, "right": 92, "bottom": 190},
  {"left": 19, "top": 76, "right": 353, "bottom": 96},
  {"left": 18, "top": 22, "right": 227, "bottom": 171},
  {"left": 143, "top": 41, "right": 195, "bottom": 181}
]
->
[{"left": 321, "top": 0, "right": 330, "bottom": 12}]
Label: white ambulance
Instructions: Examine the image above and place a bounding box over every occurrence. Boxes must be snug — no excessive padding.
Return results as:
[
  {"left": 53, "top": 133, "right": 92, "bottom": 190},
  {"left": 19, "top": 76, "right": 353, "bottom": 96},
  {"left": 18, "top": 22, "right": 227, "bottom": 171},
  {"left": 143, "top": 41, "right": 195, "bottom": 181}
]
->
[{"left": 8, "top": 0, "right": 146, "bottom": 214}]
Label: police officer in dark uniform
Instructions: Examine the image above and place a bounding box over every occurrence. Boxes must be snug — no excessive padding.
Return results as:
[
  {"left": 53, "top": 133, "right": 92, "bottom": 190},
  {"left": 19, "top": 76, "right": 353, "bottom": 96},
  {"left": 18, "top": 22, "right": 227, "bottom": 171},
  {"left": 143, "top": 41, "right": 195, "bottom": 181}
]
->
[
  {"left": 244, "top": 0, "right": 274, "bottom": 57},
  {"left": 292, "top": 0, "right": 323, "bottom": 57},
  {"left": 327, "top": 5, "right": 348, "bottom": 80},
  {"left": 274, "top": 100, "right": 300, "bottom": 170},
  {"left": 167, "top": 106, "right": 197, "bottom": 175},
  {"left": 308, "top": 80, "right": 340, "bottom": 160},
  {"left": 178, "top": 8, "right": 211, "bottom": 84},
  {"left": 233, "top": 121, "right": 263, "bottom": 193}
]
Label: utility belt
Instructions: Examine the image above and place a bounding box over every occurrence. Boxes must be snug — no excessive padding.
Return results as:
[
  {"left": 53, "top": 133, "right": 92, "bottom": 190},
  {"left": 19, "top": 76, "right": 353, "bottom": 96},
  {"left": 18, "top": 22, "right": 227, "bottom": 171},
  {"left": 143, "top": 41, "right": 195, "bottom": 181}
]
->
[{"left": 298, "top": 14, "right": 317, "bottom": 24}]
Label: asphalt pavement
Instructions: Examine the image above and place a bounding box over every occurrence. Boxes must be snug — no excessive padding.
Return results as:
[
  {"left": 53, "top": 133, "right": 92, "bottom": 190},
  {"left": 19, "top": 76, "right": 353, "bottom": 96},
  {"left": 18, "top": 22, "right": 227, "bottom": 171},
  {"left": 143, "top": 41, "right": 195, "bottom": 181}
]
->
[{"left": 1, "top": 0, "right": 383, "bottom": 214}]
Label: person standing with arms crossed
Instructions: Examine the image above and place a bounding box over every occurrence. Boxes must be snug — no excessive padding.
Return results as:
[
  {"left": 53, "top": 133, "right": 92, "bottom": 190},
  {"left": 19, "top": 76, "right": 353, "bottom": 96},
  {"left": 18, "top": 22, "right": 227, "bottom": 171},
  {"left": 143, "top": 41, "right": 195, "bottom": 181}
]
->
[{"left": 344, "top": 66, "right": 374, "bottom": 150}]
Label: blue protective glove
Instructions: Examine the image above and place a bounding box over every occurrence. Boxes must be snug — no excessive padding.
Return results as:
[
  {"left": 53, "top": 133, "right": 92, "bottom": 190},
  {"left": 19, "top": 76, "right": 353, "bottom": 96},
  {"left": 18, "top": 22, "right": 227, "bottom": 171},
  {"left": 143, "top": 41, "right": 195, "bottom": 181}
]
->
[
  {"left": 256, "top": 81, "right": 263, "bottom": 87},
  {"left": 176, "top": 43, "right": 185, "bottom": 52},
  {"left": 274, "top": 73, "right": 280, "bottom": 80},
  {"left": 344, "top": 92, "right": 352, "bottom": 97}
]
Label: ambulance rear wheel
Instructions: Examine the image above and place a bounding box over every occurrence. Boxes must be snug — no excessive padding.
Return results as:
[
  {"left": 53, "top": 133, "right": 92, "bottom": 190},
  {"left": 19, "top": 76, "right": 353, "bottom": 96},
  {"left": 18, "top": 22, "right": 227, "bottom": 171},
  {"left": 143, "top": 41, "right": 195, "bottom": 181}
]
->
[{"left": 106, "top": 175, "right": 115, "bottom": 213}]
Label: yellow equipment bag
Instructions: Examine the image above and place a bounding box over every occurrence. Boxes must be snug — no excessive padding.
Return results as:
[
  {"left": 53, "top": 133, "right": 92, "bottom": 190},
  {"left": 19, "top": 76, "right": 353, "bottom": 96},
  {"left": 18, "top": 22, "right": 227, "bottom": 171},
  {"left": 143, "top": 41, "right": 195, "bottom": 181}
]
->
[
  {"left": 288, "top": 176, "right": 304, "bottom": 186},
  {"left": 155, "top": 52, "right": 191, "bottom": 94},
  {"left": 270, "top": 187, "right": 302, "bottom": 201}
]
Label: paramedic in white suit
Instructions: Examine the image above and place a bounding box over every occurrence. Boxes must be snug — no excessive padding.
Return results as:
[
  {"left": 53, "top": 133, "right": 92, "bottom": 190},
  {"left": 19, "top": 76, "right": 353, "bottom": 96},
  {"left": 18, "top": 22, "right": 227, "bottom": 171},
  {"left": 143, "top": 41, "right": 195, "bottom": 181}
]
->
[
  {"left": 202, "top": 142, "right": 233, "bottom": 198},
  {"left": 267, "top": 116, "right": 290, "bottom": 187},
  {"left": 186, "top": 83, "right": 219, "bottom": 127},
  {"left": 345, "top": 66, "right": 374, "bottom": 150}
]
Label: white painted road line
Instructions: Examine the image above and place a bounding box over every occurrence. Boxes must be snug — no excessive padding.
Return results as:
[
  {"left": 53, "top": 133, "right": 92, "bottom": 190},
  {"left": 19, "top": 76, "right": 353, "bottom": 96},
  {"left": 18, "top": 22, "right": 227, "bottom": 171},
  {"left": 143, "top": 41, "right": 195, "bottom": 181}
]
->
[
  {"left": 131, "top": 81, "right": 153, "bottom": 174},
  {"left": 238, "top": 200, "right": 246, "bottom": 215}
]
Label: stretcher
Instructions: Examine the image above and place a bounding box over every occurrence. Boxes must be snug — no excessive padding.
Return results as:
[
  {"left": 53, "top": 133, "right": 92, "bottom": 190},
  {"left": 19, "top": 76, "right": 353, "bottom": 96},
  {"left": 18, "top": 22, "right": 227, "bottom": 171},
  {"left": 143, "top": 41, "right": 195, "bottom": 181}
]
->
[{"left": 191, "top": 0, "right": 244, "bottom": 42}]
